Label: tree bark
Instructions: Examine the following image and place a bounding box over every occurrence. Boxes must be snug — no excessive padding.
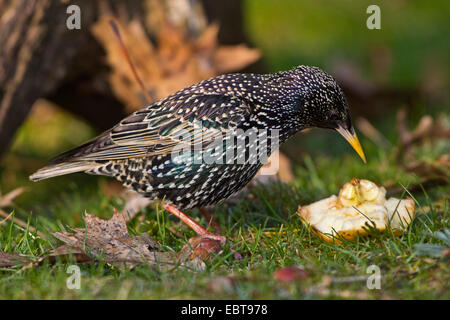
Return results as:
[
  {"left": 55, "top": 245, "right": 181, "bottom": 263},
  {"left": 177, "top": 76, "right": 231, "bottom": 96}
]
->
[
  {"left": 0, "top": 0, "right": 100, "bottom": 156},
  {"left": 0, "top": 0, "right": 257, "bottom": 158}
]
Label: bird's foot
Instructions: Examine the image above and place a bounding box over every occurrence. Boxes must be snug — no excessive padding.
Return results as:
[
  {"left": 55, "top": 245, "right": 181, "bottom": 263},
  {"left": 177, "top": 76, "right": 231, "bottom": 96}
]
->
[
  {"left": 163, "top": 203, "right": 226, "bottom": 260},
  {"left": 185, "top": 234, "right": 225, "bottom": 260},
  {"left": 163, "top": 203, "right": 226, "bottom": 244}
]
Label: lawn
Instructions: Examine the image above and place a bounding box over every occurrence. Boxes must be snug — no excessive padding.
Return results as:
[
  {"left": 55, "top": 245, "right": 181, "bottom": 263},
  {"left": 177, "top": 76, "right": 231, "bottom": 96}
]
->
[
  {"left": 0, "top": 102, "right": 448, "bottom": 299},
  {"left": 0, "top": 0, "right": 448, "bottom": 300}
]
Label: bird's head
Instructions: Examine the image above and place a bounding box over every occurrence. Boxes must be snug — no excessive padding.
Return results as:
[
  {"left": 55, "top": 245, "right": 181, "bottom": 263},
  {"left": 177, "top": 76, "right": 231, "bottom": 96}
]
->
[{"left": 282, "top": 66, "right": 366, "bottom": 163}]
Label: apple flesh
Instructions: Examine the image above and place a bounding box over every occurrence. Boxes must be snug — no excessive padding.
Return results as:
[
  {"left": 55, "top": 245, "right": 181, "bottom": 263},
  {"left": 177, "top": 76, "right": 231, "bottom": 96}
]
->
[{"left": 297, "top": 178, "right": 415, "bottom": 242}]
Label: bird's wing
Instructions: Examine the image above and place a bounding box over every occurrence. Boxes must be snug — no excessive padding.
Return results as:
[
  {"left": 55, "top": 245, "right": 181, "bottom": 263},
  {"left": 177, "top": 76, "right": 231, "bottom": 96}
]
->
[{"left": 50, "top": 94, "right": 252, "bottom": 163}]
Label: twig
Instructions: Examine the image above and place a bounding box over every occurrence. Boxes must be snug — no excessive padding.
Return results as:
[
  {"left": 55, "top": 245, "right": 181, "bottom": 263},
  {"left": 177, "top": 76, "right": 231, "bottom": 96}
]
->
[
  {"left": 0, "top": 211, "right": 13, "bottom": 225},
  {"left": 109, "top": 20, "right": 152, "bottom": 104},
  {"left": 199, "top": 207, "right": 223, "bottom": 234}
]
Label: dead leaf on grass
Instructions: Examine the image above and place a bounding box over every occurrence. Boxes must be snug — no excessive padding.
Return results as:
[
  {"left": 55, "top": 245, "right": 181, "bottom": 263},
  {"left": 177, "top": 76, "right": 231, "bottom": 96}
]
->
[
  {"left": 405, "top": 154, "right": 450, "bottom": 179},
  {"left": 35, "top": 245, "right": 94, "bottom": 266},
  {"left": 273, "top": 265, "right": 310, "bottom": 283},
  {"left": 388, "top": 109, "right": 450, "bottom": 194},
  {"left": 52, "top": 210, "right": 207, "bottom": 271},
  {"left": 228, "top": 152, "right": 294, "bottom": 204},
  {"left": 387, "top": 153, "right": 449, "bottom": 195},
  {"left": 2, "top": 210, "right": 226, "bottom": 271},
  {"left": 180, "top": 235, "right": 223, "bottom": 261},
  {"left": 396, "top": 108, "right": 450, "bottom": 162},
  {"left": 0, "top": 252, "right": 30, "bottom": 268}
]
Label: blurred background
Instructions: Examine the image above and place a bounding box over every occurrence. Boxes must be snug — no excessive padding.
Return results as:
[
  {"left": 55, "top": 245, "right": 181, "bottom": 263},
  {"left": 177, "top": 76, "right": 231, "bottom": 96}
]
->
[{"left": 0, "top": 0, "right": 448, "bottom": 216}]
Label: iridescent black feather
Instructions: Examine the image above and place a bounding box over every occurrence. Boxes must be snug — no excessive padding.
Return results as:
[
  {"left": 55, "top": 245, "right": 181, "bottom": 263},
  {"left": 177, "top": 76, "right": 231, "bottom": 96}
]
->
[{"left": 30, "top": 66, "right": 355, "bottom": 209}]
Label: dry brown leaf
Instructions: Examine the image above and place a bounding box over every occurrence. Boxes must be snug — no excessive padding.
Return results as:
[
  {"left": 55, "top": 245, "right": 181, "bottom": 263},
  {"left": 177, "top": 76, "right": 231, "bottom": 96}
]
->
[
  {"left": 225, "top": 152, "right": 294, "bottom": 205},
  {"left": 98, "top": 180, "right": 152, "bottom": 221},
  {"left": 276, "top": 152, "right": 295, "bottom": 183},
  {"left": 195, "top": 24, "right": 219, "bottom": 52},
  {"left": 390, "top": 109, "right": 450, "bottom": 194},
  {"left": 52, "top": 210, "right": 205, "bottom": 271},
  {"left": 405, "top": 155, "right": 449, "bottom": 180},
  {"left": 180, "top": 235, "right": 223, "bottom": 261},
  {"left": 214, "top": 45, "right": 261, "bottom": 73},
  {"left": 396, "top": 108, "right": 450, "bottom": 161},
  {"left": 35, "top": 245, "right": 94, "bottom": 266},
  {"left": 91, "top": 15, "right": 260, "bottom": 113},
  {"left": 386, "top": 155, "right": 449, "bottom": 195},
  {"left": 99, "top": 180, "right": 127, "bottom": 199},
  {"left": 0, "top": 252, "right": 30, "bottom": 268},
  {"left": 1, "top": 212, "right": 224, "bottom": 271},
  {"left": 273, "top": 266, "right": 310, "bottom": 283}
]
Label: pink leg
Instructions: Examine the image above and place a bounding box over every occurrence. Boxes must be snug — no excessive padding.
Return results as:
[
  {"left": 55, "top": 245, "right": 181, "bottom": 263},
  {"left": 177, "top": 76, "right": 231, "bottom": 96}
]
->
[{"left": 163, "top": 204, "right": 226, "bottom": 244}]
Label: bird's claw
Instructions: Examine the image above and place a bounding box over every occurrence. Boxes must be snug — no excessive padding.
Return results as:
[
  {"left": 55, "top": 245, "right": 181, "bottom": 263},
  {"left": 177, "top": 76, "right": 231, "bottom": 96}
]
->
[{"left": 185, "top": 234, "right": 226, "bottom": 261}]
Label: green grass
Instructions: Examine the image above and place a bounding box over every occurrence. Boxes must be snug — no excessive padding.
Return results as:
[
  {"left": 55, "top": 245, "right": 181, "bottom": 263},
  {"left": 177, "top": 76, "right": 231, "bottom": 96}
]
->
[
  {"left": 0, "top": 0, "right": 449, "bottom": 300},
  {"left": 0, "top": 106, "right": 448, "bottom": 299}
]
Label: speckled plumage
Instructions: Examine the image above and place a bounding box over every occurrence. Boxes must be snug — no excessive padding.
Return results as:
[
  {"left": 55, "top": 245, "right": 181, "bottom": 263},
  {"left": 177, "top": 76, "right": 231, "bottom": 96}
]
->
[{"left": 30, "top": 66, "right": 355, "bottom": 209}]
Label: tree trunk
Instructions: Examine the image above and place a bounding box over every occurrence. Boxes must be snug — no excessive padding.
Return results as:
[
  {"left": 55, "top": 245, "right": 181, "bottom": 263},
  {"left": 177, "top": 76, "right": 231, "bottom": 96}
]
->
[
  {"left": 0, "top": 0, "right": 100, "bottom": 156},
  {"left": 0, "top": 0, "right": 259, "bottom": 158}
]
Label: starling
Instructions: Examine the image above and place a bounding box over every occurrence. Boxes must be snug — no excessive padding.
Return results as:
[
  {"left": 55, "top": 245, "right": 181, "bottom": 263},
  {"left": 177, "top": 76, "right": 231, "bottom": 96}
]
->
[{"left": 30, "top": 66, "right": 366, "bottom": 241}]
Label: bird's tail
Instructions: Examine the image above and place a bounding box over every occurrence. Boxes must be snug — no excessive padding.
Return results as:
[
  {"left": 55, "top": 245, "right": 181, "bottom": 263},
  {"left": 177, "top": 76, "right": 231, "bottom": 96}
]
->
[{"left": 29, "top": 162, "right": 97, "bottom": 181}]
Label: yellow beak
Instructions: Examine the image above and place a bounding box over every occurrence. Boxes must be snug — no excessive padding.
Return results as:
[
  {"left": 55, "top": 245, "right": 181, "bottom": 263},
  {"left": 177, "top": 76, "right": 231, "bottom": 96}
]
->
[{"left": 336, "top": 126, "right": 367, "bottom": 163}]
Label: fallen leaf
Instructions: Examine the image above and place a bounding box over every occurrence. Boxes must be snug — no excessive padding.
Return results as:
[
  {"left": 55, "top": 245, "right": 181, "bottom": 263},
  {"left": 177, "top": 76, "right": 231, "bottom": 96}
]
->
[
  {"left": 253, "top": 152, "right": 294, "bottom": 184},
  {"left": 414, "top": 228, "right": 450, "bottom": 258},
  {"left": 91, "top": 15, "right": 260, "bottom": 113},
  {"left": 213, "top": 45, "right": 261, "bottom": 73},
  {"left": 387, "top": 154, "right": 449, "bottom": 196},
  {"left": 396, "top": 108, "right": 450, "bottom": 162},
  {"left": 52, "top": 210, "right": 205, "bottom": 271},
  {"left": 180, "top": 235, "right": 223, "bottom": 261},
  {"left": 228, "top": 152, "right": 294, "bottom": 204},
  {"left": 35, "top": 245, "right": 94, "bottom": 266},
  {"left": 273, "top": 266, "right": 309, "bottom": 283},
  {"left": 99, "top": 180, "right": 127, "bottom": 199},
  {"left": 0, "top": 252, "right": 30, "bottom": 268},
  {"left": 405, "top": 155, "right": 449, "bottom": 179},
  {"left": 414, "top": 244, "right": 448, "bottom": 258}
]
